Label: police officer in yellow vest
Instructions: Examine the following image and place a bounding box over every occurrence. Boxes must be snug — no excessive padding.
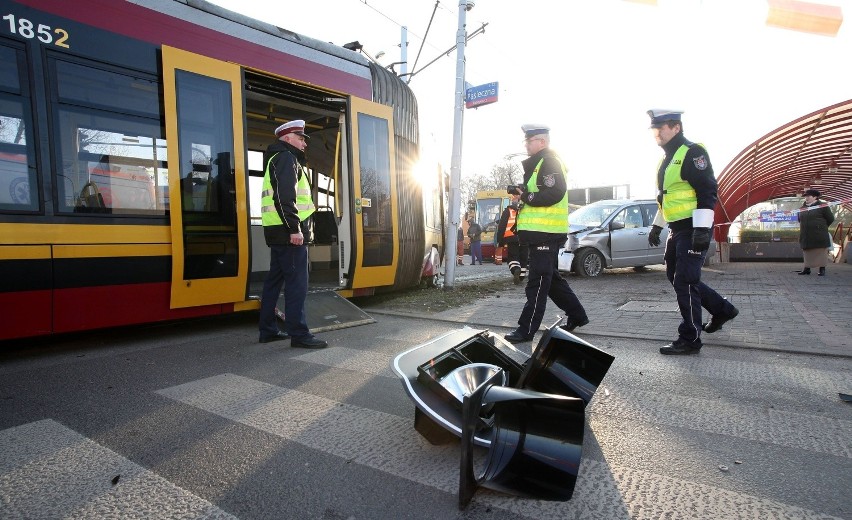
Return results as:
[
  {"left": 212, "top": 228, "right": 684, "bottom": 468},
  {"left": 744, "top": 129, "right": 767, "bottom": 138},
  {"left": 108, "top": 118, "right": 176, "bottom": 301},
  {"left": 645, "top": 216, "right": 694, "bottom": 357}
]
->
[
  {"left": 647, "top": 109, "right": 738, "bottom": 355},
  {"left": 504, "top": 124, "right": 589, "bottom": 343},
  {"left": 258, "top": 120, "right": 327, "bottom": 348}
]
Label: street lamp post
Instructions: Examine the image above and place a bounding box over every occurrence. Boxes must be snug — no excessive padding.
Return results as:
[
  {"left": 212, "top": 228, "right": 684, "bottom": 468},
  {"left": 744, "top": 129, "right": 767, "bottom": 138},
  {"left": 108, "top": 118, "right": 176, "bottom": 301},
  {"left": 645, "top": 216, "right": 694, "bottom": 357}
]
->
[{"left": 443, "top": 0, "right": 474, "bottom": 290}]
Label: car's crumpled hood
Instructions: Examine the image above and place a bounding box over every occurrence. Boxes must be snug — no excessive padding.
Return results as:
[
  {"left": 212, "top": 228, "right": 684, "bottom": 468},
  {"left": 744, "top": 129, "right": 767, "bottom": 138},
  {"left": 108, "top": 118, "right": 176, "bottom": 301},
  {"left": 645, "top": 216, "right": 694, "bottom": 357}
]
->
[{"left": 568, "top": 224, "right": 594, "bottom": 235}]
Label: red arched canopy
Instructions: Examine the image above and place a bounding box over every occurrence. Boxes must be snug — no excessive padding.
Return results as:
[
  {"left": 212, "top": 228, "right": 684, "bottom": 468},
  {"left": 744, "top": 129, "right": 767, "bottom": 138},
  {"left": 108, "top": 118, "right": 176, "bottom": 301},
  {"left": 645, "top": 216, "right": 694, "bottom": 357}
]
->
[{"left": 715, "top": 99, "right": 852, "bottom": 240}]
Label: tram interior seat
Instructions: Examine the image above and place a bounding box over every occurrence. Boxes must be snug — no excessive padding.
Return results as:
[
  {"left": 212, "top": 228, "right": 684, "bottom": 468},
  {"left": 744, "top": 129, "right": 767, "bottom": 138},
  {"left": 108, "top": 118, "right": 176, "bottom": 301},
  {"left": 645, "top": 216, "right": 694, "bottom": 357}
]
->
[{"left": 313, "top": 207, "right": 337, "bottom": 244}]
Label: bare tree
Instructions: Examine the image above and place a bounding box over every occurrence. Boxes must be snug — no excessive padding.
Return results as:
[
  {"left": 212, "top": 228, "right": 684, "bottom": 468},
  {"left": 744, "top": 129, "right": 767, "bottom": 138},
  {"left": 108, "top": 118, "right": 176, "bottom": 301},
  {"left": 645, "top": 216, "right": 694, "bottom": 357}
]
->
[
  {"left": 459, "top": 172, "right": 491, "bottom": 211},
  {"left": 486, "top": 159, "right": 522, "bottom": 189},
  {"left": 456, "top": 159, "right": 522, "bottom": 209}
]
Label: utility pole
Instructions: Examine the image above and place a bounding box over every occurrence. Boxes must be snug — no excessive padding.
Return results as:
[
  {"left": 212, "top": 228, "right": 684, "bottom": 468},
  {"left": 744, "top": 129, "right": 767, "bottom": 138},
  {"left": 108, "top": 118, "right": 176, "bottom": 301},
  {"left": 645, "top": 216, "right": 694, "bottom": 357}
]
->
[{"left": 443, "top": 0, "right": 474, "bottom": 289}]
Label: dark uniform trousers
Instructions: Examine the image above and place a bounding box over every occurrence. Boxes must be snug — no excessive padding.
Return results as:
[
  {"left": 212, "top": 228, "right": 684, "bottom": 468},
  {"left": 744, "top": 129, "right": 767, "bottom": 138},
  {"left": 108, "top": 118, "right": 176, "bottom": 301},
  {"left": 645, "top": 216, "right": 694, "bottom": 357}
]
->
[
  {"left": 518, "top": 237, "right": 586, "bottom": 336},
  {"left": 506, "top": 241, "right": 529, "bottom": 272},
  {"left": 665, "top": 228, "right": 736, "bottom": 343},
  {"left": 259, "top": 244, "right": 310, "bottom": 339}
]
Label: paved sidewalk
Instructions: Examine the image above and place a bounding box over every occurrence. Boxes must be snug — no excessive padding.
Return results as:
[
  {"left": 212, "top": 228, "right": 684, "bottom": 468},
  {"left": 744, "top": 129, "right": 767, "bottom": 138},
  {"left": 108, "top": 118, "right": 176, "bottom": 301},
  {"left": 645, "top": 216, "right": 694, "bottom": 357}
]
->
[{"left": 379, "top": 258, "right": 852, "bottom": 358}]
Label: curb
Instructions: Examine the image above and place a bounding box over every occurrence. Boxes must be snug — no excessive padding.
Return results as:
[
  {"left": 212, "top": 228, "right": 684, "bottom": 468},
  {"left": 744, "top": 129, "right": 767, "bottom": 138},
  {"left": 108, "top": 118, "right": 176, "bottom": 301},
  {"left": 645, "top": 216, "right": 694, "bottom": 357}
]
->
[{"left": 365, "top": 308, "right": 852, "bottom": 360}]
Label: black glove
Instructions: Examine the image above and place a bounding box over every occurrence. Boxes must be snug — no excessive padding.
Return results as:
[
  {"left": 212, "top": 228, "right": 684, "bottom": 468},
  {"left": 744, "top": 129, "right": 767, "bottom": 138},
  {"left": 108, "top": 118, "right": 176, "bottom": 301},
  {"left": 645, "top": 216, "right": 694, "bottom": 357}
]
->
[
  {"left": 692, "top": 227, "right": 711, "bottom": 252},
  {"left": 648, "top": 225, "right": 663, "bottom": 247}
]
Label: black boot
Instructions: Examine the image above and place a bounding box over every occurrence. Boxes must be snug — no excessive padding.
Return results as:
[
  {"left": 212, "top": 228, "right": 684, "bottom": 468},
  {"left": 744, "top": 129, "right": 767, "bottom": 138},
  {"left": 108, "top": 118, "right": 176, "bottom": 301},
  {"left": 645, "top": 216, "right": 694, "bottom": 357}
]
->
[
  {"left": 511, "top": 267, "right": 521, "bottom": 285},
  {"left": 818, "top": 267, "right": 826, "bottom": 276},
  {"left": 797, "top": 268, "right": 811, "bottom": 275}
]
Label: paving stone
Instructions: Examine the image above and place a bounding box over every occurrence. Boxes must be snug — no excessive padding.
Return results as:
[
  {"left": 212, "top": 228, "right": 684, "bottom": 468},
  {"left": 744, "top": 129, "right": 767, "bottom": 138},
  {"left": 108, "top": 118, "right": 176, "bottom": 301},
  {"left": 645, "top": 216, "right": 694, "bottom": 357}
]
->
[{"left": 380, "top": 261, "right": 852, "bottom": 358}]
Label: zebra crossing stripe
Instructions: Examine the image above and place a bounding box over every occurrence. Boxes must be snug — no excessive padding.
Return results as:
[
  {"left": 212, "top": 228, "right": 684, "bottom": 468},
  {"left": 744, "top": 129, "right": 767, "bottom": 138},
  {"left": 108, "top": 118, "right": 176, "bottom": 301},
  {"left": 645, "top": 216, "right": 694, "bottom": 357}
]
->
[
  {"left": 157, "top": 373, "right": 459, "bottom": 487},
  {"left": 155, "top": 373, "right": 843, "bottom": 520},
  {"left": 0, "top": 375, "right": 839, "bottom": 520},
  {"left": 0, "top": 419, "right": 236, "bottom": 520}
]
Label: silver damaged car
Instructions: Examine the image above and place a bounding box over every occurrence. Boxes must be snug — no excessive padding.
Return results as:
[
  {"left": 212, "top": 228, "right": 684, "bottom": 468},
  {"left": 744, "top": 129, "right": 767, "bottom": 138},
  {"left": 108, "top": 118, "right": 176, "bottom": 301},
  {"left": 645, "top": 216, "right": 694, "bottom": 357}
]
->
[{"left": 558, "top": 199, "right": 670, "bottom": 277}]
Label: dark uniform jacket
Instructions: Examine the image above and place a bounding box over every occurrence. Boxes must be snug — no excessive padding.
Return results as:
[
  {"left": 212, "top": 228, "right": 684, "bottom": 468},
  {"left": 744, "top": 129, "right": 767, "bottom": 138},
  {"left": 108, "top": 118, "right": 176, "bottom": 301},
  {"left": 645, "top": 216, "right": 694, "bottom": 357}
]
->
[
  {"left": 798, "top": 200, "right": 834, "bottom": 250},
  {"left": 657, "top": 132, "right": 718, "bottom": 232},
  {"left": 517, "top": 147, "right": 568, "bottom": 244},
  {"left": 263, "top": 140, "right": 312, "bottom": 246}
]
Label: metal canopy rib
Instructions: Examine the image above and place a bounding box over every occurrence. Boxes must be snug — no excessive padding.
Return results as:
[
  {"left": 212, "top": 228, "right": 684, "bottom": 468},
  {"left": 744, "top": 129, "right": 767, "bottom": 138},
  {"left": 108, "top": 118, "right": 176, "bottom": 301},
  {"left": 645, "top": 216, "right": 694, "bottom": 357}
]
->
[{"left": 715, "top": 99, "right": 852, "bottom": 237}]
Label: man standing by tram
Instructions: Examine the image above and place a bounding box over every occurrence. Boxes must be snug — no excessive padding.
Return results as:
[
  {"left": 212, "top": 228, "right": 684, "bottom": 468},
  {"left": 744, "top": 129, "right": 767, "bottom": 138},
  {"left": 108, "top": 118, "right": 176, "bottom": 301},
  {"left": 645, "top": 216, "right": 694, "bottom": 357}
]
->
[
  {"left": 258, "top": 120, "right": 328, "bottom": 349},
  {"left": 504, "top": 124, "right": 589, "bottom": 343},
  {"left": 646, "top": 109, "right": 738, "bottom": 355}
]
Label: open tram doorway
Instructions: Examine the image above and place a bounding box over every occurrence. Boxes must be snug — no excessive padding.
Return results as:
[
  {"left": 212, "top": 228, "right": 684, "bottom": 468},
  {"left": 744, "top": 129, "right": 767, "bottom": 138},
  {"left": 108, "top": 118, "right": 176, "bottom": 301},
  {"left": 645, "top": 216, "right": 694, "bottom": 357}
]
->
[
  {"left": 243, "top": 70, "right": 347, "bottom": 291},
  {"left": 244, "top": 70, "right": 374, "bottom": 333},
  {"left": 242, "top": 70, "right": 373, "bottom": 331}
]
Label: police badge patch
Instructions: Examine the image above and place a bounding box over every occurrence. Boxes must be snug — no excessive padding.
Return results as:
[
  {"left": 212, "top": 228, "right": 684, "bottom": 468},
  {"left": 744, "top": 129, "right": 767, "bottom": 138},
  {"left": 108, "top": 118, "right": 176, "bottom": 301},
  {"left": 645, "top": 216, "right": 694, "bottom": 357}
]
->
[
  {"left": 693, "top": 155, "right": 708, "bottom": 170},
  {"left": 543, "top": 174, "right": 556, "bottom": 187}
]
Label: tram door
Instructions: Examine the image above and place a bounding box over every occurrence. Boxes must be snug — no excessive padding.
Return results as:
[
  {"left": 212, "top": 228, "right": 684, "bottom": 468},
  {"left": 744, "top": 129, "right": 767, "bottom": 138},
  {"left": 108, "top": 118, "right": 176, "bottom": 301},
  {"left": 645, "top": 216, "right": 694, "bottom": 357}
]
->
[
  {"left": 162, "top": 46, "right": 249, "bottom": 308},
  {"left": 347, "top": 97, "right": 398, "bottom": 289}
]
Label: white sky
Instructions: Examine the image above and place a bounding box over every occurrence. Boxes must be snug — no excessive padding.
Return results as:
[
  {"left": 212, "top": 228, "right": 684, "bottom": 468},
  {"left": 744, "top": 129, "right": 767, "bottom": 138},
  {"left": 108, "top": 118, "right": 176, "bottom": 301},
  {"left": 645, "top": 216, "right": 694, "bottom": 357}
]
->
[{"left": 207, "top": 0, "right": 851, "bottom": 199}]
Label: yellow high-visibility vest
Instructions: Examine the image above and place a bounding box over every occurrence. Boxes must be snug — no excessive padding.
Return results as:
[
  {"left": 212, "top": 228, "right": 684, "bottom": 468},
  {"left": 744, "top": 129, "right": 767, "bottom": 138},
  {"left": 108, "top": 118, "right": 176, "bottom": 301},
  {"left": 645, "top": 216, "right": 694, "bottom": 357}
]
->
[
  {"left": 517, "top": 157, "right": 569, "bottom": 233},
  {"left": 659, "top": 144, "right": 702, "bottom": 222},
  {"left": 261, "top": 152, "right": 316, "bottom": 227}
]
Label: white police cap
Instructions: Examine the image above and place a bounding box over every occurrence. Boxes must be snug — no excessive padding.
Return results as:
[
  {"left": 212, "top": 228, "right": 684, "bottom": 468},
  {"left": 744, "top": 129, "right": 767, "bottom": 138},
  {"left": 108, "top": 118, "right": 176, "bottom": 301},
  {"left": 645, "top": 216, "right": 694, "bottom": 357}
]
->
[
  {"left": 647, "top": 109, "right": 683, "bottom": 128},
  {"left": 274, "top": 119, "right": 310, "bottom": 138},
  {"left": 521, "top": 124, "right": 550, "bottom": 139}
]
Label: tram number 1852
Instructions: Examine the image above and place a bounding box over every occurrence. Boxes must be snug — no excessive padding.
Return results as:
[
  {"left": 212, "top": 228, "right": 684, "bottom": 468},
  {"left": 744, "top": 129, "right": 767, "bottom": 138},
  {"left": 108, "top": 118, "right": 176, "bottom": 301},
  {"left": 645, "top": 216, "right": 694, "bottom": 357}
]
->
[{"left": 2, "top": 13, "right": 70, "bottom": 48}]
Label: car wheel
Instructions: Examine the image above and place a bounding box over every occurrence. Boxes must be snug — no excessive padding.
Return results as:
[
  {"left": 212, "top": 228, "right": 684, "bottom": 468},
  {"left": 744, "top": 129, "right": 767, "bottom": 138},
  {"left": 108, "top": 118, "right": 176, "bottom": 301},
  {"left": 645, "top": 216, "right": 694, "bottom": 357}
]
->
[{"left": 575, "top": 249, "right": 604, "bottom": 277}]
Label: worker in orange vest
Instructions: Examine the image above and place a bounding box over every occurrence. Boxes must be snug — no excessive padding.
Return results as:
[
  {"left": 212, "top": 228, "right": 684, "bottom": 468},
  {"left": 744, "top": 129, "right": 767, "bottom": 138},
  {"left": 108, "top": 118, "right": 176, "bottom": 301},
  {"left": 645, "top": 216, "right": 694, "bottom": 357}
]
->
[{"left": 496, "top": 192, "right": 529, "bottom": 284}]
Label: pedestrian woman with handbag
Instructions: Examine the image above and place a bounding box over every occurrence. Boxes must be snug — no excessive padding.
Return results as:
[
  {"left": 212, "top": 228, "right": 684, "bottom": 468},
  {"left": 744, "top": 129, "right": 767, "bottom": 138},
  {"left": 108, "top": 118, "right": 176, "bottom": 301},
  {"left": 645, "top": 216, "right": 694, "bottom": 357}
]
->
[{"left": 796, "top": 189, "right": 835, "bottom": 276}]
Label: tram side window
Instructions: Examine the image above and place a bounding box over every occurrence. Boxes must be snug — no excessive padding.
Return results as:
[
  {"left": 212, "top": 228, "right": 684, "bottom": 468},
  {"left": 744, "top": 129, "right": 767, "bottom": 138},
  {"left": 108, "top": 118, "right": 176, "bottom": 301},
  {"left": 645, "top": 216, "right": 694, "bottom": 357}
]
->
[
  {"left": 173, "top": 70, "right": 238, "bottom": 279},
  {"left": 50, "top": 58, "right": 166, "bottom": 215},
  {"left": 174, "top": 70, "right": 236, "bottom": 224},
  {"left": 0, "top": 43, "right": 38, "bottom": 212},
  {"left": 357, "top": 113, "right": 393, "bottom": 267}
]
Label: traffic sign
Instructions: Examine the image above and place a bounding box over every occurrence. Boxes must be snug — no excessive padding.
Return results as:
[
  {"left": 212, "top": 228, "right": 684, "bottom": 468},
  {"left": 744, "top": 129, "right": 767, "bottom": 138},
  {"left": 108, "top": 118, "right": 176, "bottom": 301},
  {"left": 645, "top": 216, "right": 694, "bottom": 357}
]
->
[{"left": 465, "top": 82, "right": 498, "bottom": 109}]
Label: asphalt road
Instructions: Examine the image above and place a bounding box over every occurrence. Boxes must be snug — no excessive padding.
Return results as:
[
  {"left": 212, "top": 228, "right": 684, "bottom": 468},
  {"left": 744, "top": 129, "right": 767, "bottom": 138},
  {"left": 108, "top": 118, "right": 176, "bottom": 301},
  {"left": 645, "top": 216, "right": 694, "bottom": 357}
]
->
[{"left": 1, "top": 308, "right": 849, "bottom": 520}]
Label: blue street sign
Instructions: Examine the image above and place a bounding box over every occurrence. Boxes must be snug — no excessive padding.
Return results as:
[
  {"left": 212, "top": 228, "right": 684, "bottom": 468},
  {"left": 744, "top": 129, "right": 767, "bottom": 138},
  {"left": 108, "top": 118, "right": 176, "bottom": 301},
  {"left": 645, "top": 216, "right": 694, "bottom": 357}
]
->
[
  {"left": 759, "top": 210, "right": 798, "bottom": 222},
  {"left": 465, "top": 82, "right": 498, "bottom": 109}
]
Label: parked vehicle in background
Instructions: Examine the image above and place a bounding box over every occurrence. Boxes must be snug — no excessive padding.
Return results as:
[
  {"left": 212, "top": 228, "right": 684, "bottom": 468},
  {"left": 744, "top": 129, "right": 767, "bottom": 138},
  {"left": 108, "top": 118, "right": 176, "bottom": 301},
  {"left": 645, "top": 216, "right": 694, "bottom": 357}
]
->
[
  {"left": 472, "top": 189, "right": 510, "bottom": 261},
  {"left": 558, "top": 199, "right": 670, "bottom": 277}
]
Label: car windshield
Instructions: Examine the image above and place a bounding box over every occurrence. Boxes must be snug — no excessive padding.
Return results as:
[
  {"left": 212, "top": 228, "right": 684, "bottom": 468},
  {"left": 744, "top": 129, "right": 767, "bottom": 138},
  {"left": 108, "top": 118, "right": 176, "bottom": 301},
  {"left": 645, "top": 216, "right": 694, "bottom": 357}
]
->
[{"left": 568, "top": 202, "right": 623, "bottom": 227}]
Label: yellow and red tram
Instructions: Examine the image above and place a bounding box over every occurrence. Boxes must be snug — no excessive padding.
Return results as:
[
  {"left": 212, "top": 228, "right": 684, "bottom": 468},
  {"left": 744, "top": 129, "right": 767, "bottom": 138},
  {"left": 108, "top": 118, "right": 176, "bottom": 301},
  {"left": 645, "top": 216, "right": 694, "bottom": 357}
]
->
[
  {"left": 0, "top": 0, "right": 443, "bottom": 341},
  {"left": 473, "top": 189, "right": 511, "bottom": 261}
]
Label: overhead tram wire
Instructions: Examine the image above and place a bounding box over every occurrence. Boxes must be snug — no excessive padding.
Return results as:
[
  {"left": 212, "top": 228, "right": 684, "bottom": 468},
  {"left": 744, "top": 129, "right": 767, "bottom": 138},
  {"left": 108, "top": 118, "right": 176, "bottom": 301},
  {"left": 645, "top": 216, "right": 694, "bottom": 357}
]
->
[
  {"left": 353, "top": 0, "right": 411, "bottom": 30},
  {"left": 351, "top": 0, "right": 486, "bottom": 83},
  {"left": 401, "top": 23, "right": 487, "bottom": 82},
  {"left": 409, "top": 1, "right": 441, "bottom": 83},
  {"left": 351, "top": 0, "right": 437, "bottom": 59}
]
